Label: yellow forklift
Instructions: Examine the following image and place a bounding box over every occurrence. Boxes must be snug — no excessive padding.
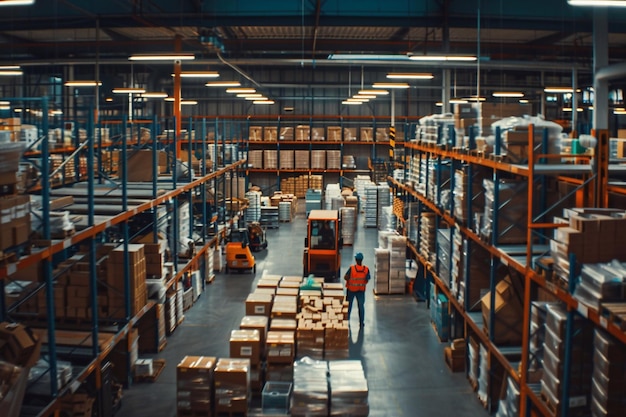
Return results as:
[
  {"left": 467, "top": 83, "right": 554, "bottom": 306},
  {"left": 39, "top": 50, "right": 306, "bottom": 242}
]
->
[
  {"left": 225, "top": 222, "right": 266, "bottom": 274},
  {"left": 303, "top": 209, "right": 342, "bottom": 282}
]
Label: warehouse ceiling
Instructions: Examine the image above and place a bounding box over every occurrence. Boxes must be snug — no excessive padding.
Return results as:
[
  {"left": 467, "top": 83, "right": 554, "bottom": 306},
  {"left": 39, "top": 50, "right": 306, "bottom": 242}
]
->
[{"left": 1, "top": 0, "right": 626, "bottom": 97}]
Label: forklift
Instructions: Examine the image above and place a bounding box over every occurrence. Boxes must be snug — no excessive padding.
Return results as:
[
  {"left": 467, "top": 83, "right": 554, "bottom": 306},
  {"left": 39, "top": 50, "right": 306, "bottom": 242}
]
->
[
  {"left": 225, "top": 222, "right": 267, "bottom": 274},
  {"left": 303, "top": 209, "right": 342, "bottom": 282}
]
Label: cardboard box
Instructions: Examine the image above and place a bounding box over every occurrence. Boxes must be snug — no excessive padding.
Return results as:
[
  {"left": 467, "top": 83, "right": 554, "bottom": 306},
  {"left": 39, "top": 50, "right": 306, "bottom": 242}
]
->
[
  {"left": 229, "top": 329, "right": 261, "bottom": 365},
  {"left": 0, "top": 322, "right": 41, "bottom": 367},
  {"left": 246, "top": 293, "right": 273, "bottom": 316},
  {"left": 249, "top": 126, "right": 263, "bottom": 141},
  {"left": 264, "top": 126, "right": 278, "bottom": 142},
  {"left": 214, "top": 358, "right": 250, "bottom": 413},
  {"left": 327, "top": 126, "right": 342, "bottom": 141},
  {"left": 360, "top": 127, "right": 374, "bottom": 142},
  {"left": 480, "top": 275, "right": 524, "bottom": 345},
  {"left": 124, "top": 150, "right": 167, "bottom": 182},
  {"left": 240, "top": 315, "right": 269, "bottom": 346},
  {"left": 266, "top": 331, "right": 295, "bottom": 364}
]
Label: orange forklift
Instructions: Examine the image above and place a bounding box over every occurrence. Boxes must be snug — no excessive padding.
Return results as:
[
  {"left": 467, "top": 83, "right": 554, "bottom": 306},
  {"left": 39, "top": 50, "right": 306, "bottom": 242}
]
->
[{"left": 303, "top": 209, "right": 343, "bottom": 282}]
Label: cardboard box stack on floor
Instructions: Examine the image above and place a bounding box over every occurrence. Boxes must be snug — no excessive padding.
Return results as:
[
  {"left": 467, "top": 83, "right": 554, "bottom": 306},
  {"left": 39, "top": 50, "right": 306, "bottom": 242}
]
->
[
  {"left": 214, "top": 358, "right": 251, "bottom": 415},
  {"left": 176, "top": 356, "right": 216, "bottom": 417}
]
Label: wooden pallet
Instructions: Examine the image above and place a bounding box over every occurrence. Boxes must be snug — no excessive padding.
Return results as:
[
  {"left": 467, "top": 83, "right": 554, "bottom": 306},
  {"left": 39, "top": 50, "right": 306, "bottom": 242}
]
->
[{"left": 135, "top": 359, "right": 165, "bottom": 383}]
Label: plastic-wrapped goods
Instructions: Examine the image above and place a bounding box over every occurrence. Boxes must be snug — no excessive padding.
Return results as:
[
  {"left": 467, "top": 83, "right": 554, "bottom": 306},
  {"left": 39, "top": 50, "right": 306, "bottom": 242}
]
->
[
  {"left": 388, "top": 235, "right": 407, "bottom": 294},
  {"left": 377, "top": 230, "right": 396, "bottom": 250},
  {"left": 279, "top": 150, "right": 295, "bottom": 169},
  {"left": 214, "top": 358, "right": 250, "bottom": 415},
  {"left": 468, "top": 338, "right": 479, "bottom": 389},
  {"left": 264, "top": 150, "right": 278, "bottom": 170},
  {"left": 477, "top": 344, "right": 489, "bottom": 404},
  {"left": 416, "top": 113, "right": 456, "bottom": 146},
  {"left": 453, "top": 165, "right": 487, "bottom": 224},
  {"left": 481, "top": 178, "right": 528, "bottom": 245},
  {"left": 295, "top": 150, "right": 309, "bottom": 169},
  {"left": 176, "top": 356, "right": 215, "bottom": 416},
  {"left": 326, "top": 150, "right": 341, "bottom": 170},
  {"left": 328, "top": 360, "right": 369, "bottom": 417},
  {"left": 311, "top": 150, "right": 326, "bottom": 170},
  {"left": 590, "top": 329, "right": 626, "bottom": 417},
  {"left": 379, "top": 206, "right": 395, "bottom": 232},
  {"left": 427, "top": 159, "right": 451, "bottom": 207},
  {"left": 364, "top": 185, "right": 378, "bottom": 228},
  {"left": 494, "top": 376, "right": 520, "bottom": 417},
  {"left": 291, "top": 358, "right": 329, "bottom": 417},
  {"left": 377, "top": 184, "right": 391, "bottom": 230},
  {"left": 247, "top": 150, "right": 263, "bottom": 169},
  {"left": 419, "top": 212, "right": 437, "bottom": 263},
  {"left": 342, "top": 155, "right": 356, "bottom": 169},
  {"left": 278, "top": 201, "right": 292, "bottom": 222},
  {"left": 324, "top": 183, "right": 342, "bottom": 210},
  {"left": 340, "top": 207, "right": 356, "bottom": 246},
  {"left": 245, "top": 190, "right": 262, "bottom": 223},
  {"left": 487, "top": 115, "right": 563, "bottom": 162},
  {"left": 450, "top": 227, "right": 463, "bottom": 298},
  {"left": 374, "top": 248, "right": 390, "bottom": 294}
]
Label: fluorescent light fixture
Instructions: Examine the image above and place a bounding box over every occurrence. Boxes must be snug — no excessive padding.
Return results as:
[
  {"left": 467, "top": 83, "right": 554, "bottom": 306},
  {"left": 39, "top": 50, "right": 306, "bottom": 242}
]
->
[
  {"left": 141, "top": 92, "right": 168, "bottom": 98},
  {"left": 386, "top": 72, "right": 434, "bottom": 80},
  {"left": 181, "top": 100, "right": 198, "bottom": 105},
  {"left": 0, "top": 69, "right": 23, "bottom": 76},
  {"left": 328, "top": 53, "right": 410, "bottom": 61},
  {"left": 0, "top": 101, "right": 8, "bottom": 105},
  {"left": 164, "top": 97, "right": 176, "bottom": 102},
  {"left": 64, "top": 80, "right": 102, "bottom": 87},
  {"left": 408, "top": 54, "right": 477, "bottom": 62},
  {"left": 105, "top": 97, "right": 113, "bottom": 102},
  {"left": 347, "top": 98, "right": 369, "bottom": 103},
  {"left": 226, "top": 88, "right": 255, "bottom": 94},
  {"left": 372, "top": 82, "right": 409, "bottom": 89},
  {"left": 354, "top": 94, "right": 376, "bottom": 99},
  {"left": 519, "top": 99, "right": 529, "bottom": 104},
  {"left": 112, "top": 87, "right": 146, "bottom": 94},
  {"left": 206, "top": 81, "right": 241, "bottom": 87},
  {"left": 342, "top": 101, "right": 363, "bottom": 105},
  {"left": 588, "top": 106, "right": 594, "bottom": 110},
  {"left": 0, "top": 66, "right": 20, "bottom": 70},
  {"left": 0, "top": 106, "right": 9, "bottom": 111},
  {"left": 563, "top": 107, "right": 584, "bottom": 112},
  {"left": 13, "top": 108, "right": 22, "bottom": 112},
  {"left": 463, "top": 96, "right": 486, "bottom": 102},
  {"left": 568, "top": 0, "right": 626, "bottom": 6},
  {"left": 0, "top": 0, "right": 35, "bottom": 5},
  {"left": 245, "top": 96, "right": 266, "bottom": 100},
  {"left": 358, "top": 89, "right": 389, "bottom": 95},
  {"left": 253, "top": 100, "right": 275, "bottom": 105},
  {"left": 236, "top": 93, "right": 263, "bottom": 98},
  {"left": 50, "top": 109, "right": 63, "bottom": 115},
  {"left": 175, "top": 71, "right": 219, "bottom": 78},
  {"left": 129, "top": 53, "right": 195, "bottom": 61},
  {"left": 544, "top": 87, "right": 581, "bottom": 93},
  {"left": 435, "top": 102, "right": 443, "bottom": 107},
  {"left": 450, "top": 98, "right": 469, "bottom": 104},
  {"left": 493, "top": 92, "right": 524, "bottom": 98}
]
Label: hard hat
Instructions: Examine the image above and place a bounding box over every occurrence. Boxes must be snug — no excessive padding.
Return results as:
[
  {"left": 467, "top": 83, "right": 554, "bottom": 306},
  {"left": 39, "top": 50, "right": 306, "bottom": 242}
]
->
[{"left": 355, "top": 252, "right": 364, "bottom": 261}]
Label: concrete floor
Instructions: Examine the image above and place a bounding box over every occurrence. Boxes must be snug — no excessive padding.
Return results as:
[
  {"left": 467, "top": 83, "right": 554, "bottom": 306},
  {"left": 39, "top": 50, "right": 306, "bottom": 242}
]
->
[{"left": 115, "top": 215, "right": 488, "bottom": 417}]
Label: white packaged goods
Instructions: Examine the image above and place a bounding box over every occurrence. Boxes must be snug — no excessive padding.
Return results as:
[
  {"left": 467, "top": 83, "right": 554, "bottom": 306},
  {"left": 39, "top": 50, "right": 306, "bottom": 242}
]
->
[
  {"left": 374, "top": 248, "right": 390, "bottom": 294},
  {"left": 247, "top": 149, "right": 263, "bottom": 169},
  {"left": 477, "top": 344, "right": 489, "bottom": 404},
  {"left": 376, "top": 185, "right": 391, "bottom": 230},
  {"left": 245, "top": 190, "right": 261, "bottom": 223},
  {"left": 328, "top": 360, "right": 369, "bottom": 416},
  {"left": 364, "top": 185, "right": 378, "bottom": 228},
  {"left": 388, "top": 235, "right": 406, "bottom": 294},
  {"left": 324, "top": 183, "right": 341, "bottom": 210},
  {"left": 278, "top": 201, "right": 292, "bottom": 222},
  {"left": 340, "top": 207, "right": 355, "bottom": 245},
  {"left": 291, "top": 358, "right": 329, "bottom": 416}
]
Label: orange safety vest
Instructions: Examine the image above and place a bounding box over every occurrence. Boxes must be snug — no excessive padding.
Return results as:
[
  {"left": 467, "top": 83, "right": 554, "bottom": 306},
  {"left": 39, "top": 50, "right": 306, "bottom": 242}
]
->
[{"left": 346, "top": 264, "right": 369, "bottom": 292}]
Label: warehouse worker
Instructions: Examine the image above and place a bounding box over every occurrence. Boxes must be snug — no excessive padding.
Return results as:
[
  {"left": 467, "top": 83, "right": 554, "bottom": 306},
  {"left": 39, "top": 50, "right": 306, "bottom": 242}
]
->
[{"left": 344, "top": 252, "right": 370, "bottom": 327}]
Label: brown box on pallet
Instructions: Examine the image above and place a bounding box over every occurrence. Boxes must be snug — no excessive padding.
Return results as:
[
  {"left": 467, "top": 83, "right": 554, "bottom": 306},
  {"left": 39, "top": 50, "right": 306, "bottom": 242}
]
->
[
  {"left": 266, "top": 331, "right": 295, "bottom": 364},
  {"left": 230, "top": 329, "right": 261, "bottom": 365},
  {"left": 245, "top": 293, "right": 273, "bottom": 316},
  {"left": 295, "top": 125, "right": 310, "bottom": 141},
  {"left": 327, "top": 126, "right": 342, "bottom": 141},
  {"left": 311, "top": 127, "right": 325, "bottom": 141},
  {"left": 249, "top": 126, "right": 263, "bottom": 141},
  {"left": 264, "top": 126, "right": 278, "bottom": 142},
  {"left": 214, "top": 358, "right": 250, "bottom": 413},
  {"left": 360, "top": 127, "right": 374, "bottom": 142},
  {"left": 240, "top": 316, "right": 269, "bottom": 347}
]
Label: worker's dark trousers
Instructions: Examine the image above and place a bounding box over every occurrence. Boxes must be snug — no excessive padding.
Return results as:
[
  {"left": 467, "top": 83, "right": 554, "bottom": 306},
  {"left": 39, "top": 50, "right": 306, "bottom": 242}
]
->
[{"left": 347, "top": 290, "right": 365, "bottom": 326}]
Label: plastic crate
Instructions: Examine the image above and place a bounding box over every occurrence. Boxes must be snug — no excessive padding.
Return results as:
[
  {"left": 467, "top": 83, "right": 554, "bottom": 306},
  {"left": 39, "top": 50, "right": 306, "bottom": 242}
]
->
[{"left": 262, "top": 381, "right": 292, "bottom": 413}]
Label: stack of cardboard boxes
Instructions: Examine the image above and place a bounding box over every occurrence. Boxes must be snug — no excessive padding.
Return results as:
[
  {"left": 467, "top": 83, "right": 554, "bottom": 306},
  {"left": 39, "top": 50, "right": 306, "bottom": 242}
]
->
[
  {"left": 591, "top": 329, "right": 626, "bottom": 417},
  {"left": 214, "top": 358, "right": 251, "bottom": 415},
  {"left": 0, "top": 194, "right": 30, "bottom": 252},
  {"left": 176, "top": 356, "right": 216, "bottom": 417},
  {"left": 107, "top": 244, "right": 147, "bottom": 317}
]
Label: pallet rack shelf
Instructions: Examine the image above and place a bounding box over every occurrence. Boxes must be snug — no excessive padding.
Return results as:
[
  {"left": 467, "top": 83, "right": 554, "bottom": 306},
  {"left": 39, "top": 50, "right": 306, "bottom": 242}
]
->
[
  {"left": 394, "top": 123, "right": 623, "bottom": 416},
  {"left": 1, "top": 101, "right": 249, "bottom": 417}
]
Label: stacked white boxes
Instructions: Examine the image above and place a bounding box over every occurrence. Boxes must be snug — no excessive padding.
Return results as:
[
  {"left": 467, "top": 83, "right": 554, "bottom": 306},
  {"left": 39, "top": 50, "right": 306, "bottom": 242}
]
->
[
  {"left": 291, "top": 358, "right": 328, "bottom": 417},
  {"left": 354, "top": 175, "right": 374, "bottom": 211},
  {"left": 340, "top": 207, "right": 356, "bottom": 246},
  {"left": 420, "top": 212, "right": 437, "bottom": 263},
  {"left": 374, "top": 248, "right": 390, "bottom": 294},
  {"left": 177, "top": 201, "right": 192, "bottom": 255},
  {"left": 324, "top": 183, "right": 341, "bottom": 210},
  {"left": 328, "top": 361, "right": 369, "bottom": 417},
  {"left": 376, "top": 184, "right": 391, "bottom": 230},
  {"left": 388, "top": 235, "right": 406, "bottom": 294},
  {"left": 364, "top": 185, "right": 378, "bottom": 228},
  {"left": 278, "top": 201, "right": 292, "bottom": 222}
]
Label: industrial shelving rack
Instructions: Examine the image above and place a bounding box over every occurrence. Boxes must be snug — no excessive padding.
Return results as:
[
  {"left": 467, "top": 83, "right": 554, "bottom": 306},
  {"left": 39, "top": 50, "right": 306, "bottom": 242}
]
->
[
  {"left": 0, "top": 100, "right": 247, "bottom": 417},
  {"left": 232, "top": 115, "right": 418, "bottom": 192},
  {"left": 391, "top": 123, "right": 623, "bottom": 417}
]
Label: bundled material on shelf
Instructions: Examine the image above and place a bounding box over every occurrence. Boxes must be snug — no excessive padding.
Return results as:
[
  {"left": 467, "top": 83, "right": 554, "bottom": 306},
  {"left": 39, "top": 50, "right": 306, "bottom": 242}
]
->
[
  {"left": 327, "top": 126, "right": 342, "bottom": 141},
  {"left": 430, "top": 292, "right": 449, "bottom": 341},
  {"left": 291, "top": 358, "right": 329, "bottom": 417},
  {"left": 376, "top": 184, "right": 391, "bottom": 230},
  {"left": 488, "top": 116, "right": 562, "bottom": 162},
  {"left": 354, "top": 175, "right": 374, "bottom": 206},
  {"left": 494, "top": 376, "right": 520, "bottom": 417},
  {"left": 343, "top": 127, "right": 357, "bottom": 142},
  {"left": 416, "top": 113, "right": 456, "bottom": 146},
  {"left": 224, "top": 172, "right": 247, "bottom": 200},
  {"left": 328, "top": 360, "right": 369, "bottom": 417},
  {"left": 279, "top": 126, "right": 294, "bottom": 141},
  {"left": 0, "top": 142, "right": 23, "bottom": 175},
  {"left": 264, "top": 126, "right": 278, "bottom": 142},
  {"left": 477, "top": 343, "right": 489, "bottom": 405},
  {"left": 311, "top": 150, "right": 326, "bottom": 170},
  {"left": 280, "top": 149, "right": 295, "bottom": 169},
  {"left": 528, "top": 302, "right": 552, "bottom": 376},
  {"left": 244, "top": 190, "right": 262, "bottom": 223},
  {"left": 214, "top": 358, "right": 251, "bottom": 415},
  {"left": 450, "top": 227, "right": 463, "bottom": 298},
  {"left": 342, "top": 155, "right": 356, "bottom": 169},
  {"left": 278, "top": 201, "right": 292, "bottom": 222},
  {"left": 550, "top": 207, "right": 626, "bottom": 284},
  {"left": 295, "top": 125, "right": 310, "bottom": 141},
  {"left": 326, "top": 150, "right": 341, "bottom": 170},
  {"left": 107, "top": 244, "right": 147, "bottom": 317},
  {"left": 311, "top": 127, "right": 325, "bottom": 141},
  {"left": 453, "top": 165, "right": 487, "bottom": 224},
  {"left": 324, "top": 183, "right": 341, "bottom": 210},
  {"left": 340, "top": 207, "right": 356, "bottom": 246},
  {"left": 419, "top": 212, "right": 437, "bottom": 263},
  {"left": 249, "top": 126, "right": 263, "bottom": 141},
  {"left": 295, "top": 150, "right": 310, "bottom": 169},
  {"left": 427, "top": 159, "right": 451, "bottom": 207},
  {"left": 540, "top": 303, "right": 594, "bottom": 417},
  {"left": 481, "top": 178, "right": 528, "bottom": 245},
  {"left": 436, "top": 228, "right": 452, "bottom": 287},
  {"left": 360, "top": 127, "right": 374, "bottom": 142},
  {"left": 247, "top": 149, "right": 263, "bottom": 169},
  {"left": 378, "top": 206, "right": 394, "bottom": 231},
  {"left": 264, "top": 149, "right": 278, "bottom": 170},
  {"left": 573, "top": 261, "right": 626, "bottom": 310},
  {"left": 468, "top": 337, "right": 479, "bottom": 389},
  {"left": 363, "top": 185, "right": 378, "bottom": 228},
  {"left": 591, "top": 329, "right": 626, "bottom": 417},
  {"left": 176, "top": 356, "right": 216, "bottom": 416},
  {"left": 374, "top": 248, "right": 390, "bottom": 294}
]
